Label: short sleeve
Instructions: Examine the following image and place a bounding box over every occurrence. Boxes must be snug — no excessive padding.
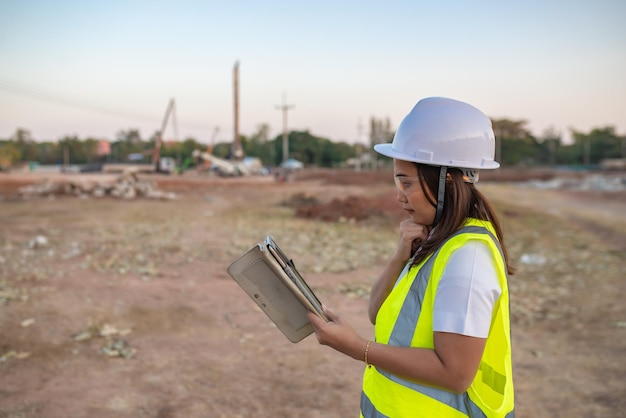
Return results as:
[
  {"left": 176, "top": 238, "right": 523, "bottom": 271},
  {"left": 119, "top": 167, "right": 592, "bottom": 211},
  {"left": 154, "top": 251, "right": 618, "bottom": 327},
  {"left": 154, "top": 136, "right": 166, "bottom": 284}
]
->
[{"left": 432, "top": 240, "right": 502, "bottom": 338}]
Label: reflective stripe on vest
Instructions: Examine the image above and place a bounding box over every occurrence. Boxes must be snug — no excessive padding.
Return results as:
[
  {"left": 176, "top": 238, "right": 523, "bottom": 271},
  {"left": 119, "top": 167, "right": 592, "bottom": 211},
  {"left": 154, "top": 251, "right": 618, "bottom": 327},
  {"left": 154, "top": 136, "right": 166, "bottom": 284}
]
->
[
  {"left": 361, "top": 223, "right": 515, "bottom": 418},
  {"left": 361, "top": 388, "right": 499, "bottom": 418}
]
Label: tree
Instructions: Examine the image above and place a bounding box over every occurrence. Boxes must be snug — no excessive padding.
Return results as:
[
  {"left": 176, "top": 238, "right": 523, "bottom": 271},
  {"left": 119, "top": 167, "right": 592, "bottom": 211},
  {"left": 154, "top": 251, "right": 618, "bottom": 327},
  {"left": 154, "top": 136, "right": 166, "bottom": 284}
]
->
[
  {"left": 491, "top": 119, "right": 531, "bottom": 140},
  {"left": 539, "top": 126, "right": 561, "bottom": 166},
  {"left": 2, "top": 120, "right": 621, "bottom": 170},
  {"left": 0, "top": 142, "right": 21, "bottom": 170},
  {"left": 112, "top": 129, "right": 147, "bottom": 161},
  {"left": 284, "top": 130, "right": 355, "bottom": 167},
  {"left": 491, "top": 118, "right": 538, "bottom": 166},
  {"left": 571, "top": 127, "right": 622, "bottom": 165},
  {"left": 37, "top": 142, "right": 61, "bottom": 165},
  {"left": 251, "top": 123, "right": 270, "bottom": 143},
  {"left": 116, "top": 129, "right": 142, "bottom": 144},
  {"left": 212, "top": 142, "right": 231, "bottom": 159},
  {"left": 58, "top": 135, "right": 96, "bottom": 165},
  {"left": 11, "top": 128, "right": 39, "bottom": 162},
  {"left": 244, "top": 125, "right": 275, "bottom": 165}
]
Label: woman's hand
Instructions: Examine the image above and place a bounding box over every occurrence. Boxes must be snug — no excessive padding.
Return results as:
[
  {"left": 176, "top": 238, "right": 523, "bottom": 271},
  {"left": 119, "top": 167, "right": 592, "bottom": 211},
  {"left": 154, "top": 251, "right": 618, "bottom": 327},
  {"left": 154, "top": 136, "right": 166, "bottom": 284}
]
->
[
  {"left": 368, "top": 220, "right": 430, "bottom": 324},
  {"left": 394, "top": 219, "right": 430, "bottom": 262},
  {"left": 307, "top": 307, "right": 366, "bottom": 361}
]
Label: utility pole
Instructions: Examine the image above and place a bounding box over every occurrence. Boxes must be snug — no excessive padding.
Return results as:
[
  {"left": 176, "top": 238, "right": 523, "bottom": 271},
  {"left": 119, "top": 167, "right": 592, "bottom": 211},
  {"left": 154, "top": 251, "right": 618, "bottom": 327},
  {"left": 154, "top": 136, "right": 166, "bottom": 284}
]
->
[
  {"left": 231, "top": 61, "right": 244, "bottom": 160},
  {"left": 275, "top": 93, "right": 294, "bottom": 164}
]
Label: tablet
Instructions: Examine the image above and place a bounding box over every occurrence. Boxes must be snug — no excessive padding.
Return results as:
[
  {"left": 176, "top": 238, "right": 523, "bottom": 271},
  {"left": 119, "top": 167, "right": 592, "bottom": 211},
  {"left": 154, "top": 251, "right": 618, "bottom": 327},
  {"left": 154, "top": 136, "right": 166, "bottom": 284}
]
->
[{"left": 227, "top": 236, "right": 328, "bottom": 343}]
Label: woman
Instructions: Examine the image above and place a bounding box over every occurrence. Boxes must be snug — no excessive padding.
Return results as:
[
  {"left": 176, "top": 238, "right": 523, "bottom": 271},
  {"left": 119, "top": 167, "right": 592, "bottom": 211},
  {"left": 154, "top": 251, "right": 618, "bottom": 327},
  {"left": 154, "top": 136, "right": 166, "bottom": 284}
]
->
[{"left": 307, "top": 97, "right": 515, "bottom": 417}]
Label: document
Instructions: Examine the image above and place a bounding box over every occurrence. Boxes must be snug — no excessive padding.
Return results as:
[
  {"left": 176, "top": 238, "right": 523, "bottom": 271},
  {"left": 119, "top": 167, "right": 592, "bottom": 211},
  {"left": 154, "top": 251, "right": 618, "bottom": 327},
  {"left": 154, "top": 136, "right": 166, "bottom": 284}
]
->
[{"left": 227, "top": 236, "right": 329, "bottom": 343}]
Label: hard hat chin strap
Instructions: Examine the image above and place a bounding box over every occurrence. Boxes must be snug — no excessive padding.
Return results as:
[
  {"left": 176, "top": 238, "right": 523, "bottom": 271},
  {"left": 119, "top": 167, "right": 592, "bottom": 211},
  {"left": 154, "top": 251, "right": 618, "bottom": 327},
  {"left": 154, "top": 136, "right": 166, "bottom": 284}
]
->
[{"left": 433, "top": 166, "right": 447, "bottom": 226}]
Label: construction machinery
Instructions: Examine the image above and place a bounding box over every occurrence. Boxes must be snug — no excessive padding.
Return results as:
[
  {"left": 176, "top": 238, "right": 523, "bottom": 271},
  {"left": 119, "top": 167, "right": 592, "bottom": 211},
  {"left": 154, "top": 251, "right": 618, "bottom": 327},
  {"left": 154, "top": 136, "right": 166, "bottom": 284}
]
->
[
  {"left": 191, "top": 149, "right": 265, "bottom": 176},
  {"left": 151, "top": 98, "right": 178, "bottom": 174},
  {"left": 151, "top": 62, "right": 267, "bottom": 176}
]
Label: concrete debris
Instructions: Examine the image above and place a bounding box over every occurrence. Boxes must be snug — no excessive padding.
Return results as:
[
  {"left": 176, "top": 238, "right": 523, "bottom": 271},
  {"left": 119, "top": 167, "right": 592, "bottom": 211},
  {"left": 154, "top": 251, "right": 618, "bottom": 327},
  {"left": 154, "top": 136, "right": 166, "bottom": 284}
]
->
[
  {"left": 21, "top": 318, "right": 35, "bottom": 327},
  {"left": 73, "top": 329, "right": 94, "bottom": 342},
  {"left": 28, "top": 235, "right": 49, "bottom": 249},
  {"left": 102, "top": 338, "right": 136, "bottom": 359},
  {"left": 519, "top": 253, "right": 547, "bottom": 265},
  {"left": 98, "top": 323, "right": 132, "bottom": 337},
  {"left": 18, "top": 173, "right": 177, "bottom": 200},
  {"left": 0, "top": 351, "right": 31, "bottom": 362},
  {"left": 522, "top": 173, "right": 626, "bottom": 192},
  {"left": 72, "top": 323, "right": 135, "bottom": 359}
]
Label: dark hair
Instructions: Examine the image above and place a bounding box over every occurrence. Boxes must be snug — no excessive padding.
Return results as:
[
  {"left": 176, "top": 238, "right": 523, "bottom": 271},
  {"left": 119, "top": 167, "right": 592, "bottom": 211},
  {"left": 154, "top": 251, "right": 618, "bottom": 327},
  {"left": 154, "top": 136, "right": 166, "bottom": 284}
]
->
[{"left": 411, "top": 163, "right": 516, "bottom": 275}]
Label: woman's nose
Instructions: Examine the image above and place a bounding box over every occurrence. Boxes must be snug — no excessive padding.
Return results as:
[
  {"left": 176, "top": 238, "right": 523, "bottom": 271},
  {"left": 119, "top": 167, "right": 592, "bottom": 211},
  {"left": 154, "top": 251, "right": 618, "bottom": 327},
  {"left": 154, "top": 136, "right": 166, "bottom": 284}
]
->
[{"left": 396, "top": 189, "right": 407, "bottom": 203}]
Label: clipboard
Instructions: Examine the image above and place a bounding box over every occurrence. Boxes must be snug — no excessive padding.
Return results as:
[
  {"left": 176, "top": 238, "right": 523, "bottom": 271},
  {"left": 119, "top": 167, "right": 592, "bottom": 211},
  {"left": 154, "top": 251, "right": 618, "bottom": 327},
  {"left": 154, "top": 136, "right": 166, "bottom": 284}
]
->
[{"left": 227, "top": 236, "right": 329, "bottom": 343}]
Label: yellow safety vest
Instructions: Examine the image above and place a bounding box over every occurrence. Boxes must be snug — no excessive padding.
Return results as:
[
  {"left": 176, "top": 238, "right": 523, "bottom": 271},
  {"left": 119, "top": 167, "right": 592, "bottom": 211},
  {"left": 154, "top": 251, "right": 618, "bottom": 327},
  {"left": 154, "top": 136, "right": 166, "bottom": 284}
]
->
[{"left": 361, "top": 219, "right": 515, "bottom": 418}]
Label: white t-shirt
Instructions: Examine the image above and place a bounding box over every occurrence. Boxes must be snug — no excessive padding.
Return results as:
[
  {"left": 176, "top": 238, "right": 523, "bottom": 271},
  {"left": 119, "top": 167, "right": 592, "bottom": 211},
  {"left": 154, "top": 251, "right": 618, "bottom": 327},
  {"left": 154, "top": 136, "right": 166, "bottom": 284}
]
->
[{"left": 432, "top": 240, "right": 502, "bottom": 338}]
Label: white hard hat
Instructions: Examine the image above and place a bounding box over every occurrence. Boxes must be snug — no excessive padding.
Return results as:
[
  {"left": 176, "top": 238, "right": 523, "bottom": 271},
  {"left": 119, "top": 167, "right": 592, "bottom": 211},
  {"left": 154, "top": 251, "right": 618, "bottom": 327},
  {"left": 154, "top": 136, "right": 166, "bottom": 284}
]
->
[{"left": 374, "top": 97, "right": 500, "bottom": 170}]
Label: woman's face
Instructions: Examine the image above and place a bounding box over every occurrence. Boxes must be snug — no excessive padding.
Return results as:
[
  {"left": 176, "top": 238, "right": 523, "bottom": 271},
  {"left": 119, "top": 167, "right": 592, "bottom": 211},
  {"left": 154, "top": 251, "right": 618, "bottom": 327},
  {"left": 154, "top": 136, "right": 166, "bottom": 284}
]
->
[{"left": 393, "top": 159, "right": 437, "bottom": 226}]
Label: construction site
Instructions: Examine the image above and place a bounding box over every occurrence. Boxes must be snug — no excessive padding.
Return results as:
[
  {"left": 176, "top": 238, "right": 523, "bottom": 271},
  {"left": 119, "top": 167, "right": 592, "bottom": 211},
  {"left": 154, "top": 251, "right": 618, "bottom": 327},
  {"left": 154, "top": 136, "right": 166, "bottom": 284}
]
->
[
  {"left": 3, "top": 1, "right": 626, "bottom": 415},
  {"left": 2, "top": 75, "right": 626, "bottom": 417},
  {"left": 0, "top": 164, "right": 624, "bottom": 417},
  {"left": 3, "top": 63, "right": 626, "bottom": 418}
]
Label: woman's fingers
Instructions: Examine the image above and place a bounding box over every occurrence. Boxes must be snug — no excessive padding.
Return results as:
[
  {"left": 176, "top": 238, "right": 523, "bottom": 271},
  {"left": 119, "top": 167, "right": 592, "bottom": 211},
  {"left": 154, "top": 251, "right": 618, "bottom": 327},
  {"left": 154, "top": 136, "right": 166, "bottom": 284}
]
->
[{"left": 322, "top": 305, "right": 339, "bottom": 323}]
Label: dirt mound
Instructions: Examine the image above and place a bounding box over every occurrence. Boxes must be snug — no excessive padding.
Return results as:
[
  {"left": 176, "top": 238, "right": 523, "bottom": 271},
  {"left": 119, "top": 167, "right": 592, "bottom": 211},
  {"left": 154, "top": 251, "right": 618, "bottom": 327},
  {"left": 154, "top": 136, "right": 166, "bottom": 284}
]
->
[
  {"left": 294, "top": 168, "right": 393, "bottom": 185},
  {"left": 279, "top": 187, "right": 406, "bottom": 224}
]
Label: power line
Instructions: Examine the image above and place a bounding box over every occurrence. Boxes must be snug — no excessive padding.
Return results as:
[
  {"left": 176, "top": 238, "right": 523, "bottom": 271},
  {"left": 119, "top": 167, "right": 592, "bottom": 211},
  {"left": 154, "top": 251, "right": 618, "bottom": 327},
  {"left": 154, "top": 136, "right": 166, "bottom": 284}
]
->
[
  {"left": 0, "top": 79, "right": 161, "bottom": 124},
  {"left": 0, "top": 79, "right": 212, "bottom": 134}
]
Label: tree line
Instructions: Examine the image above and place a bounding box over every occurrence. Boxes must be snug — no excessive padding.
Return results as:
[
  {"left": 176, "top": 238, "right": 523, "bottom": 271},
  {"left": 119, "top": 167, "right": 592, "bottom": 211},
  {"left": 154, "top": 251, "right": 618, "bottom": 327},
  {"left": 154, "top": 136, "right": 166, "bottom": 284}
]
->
[{"left": 0, "top": 118, "right": 624, "bottom": 171}]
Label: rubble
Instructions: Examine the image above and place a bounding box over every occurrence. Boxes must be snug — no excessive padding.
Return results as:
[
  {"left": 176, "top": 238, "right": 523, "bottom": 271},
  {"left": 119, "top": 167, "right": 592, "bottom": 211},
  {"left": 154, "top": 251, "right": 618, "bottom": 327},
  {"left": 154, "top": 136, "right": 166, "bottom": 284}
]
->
[
  {"left": 28, "top": 235, "right": 49, "bottom": 249},
  {"left": 0, "top": 350, "right": 30, "bottom": 362},
  {"left": 17, "top": 173, "right": 177, "bottom": 200},
  {"left": 20, "top": 318, "right": 35, "bottom": 327},
  {"left": 72, "top": 323, "right": 136, "bottom": 359},
  {"left": 522, "top": 173, "right": 626, "bottom": 192},
  {"left": 519, "top": 253, "right": 547, "bottom": 265},
  {"left": 101, "top": 338, "right": 136, "bottom": 359}
]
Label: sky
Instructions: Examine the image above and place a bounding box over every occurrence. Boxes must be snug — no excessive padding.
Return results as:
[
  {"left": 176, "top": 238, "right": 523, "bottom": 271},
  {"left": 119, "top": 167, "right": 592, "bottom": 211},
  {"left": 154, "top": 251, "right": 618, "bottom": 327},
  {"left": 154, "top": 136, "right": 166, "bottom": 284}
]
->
[{"left": 1, "top": 0, "right": 625, "bottom": 146}]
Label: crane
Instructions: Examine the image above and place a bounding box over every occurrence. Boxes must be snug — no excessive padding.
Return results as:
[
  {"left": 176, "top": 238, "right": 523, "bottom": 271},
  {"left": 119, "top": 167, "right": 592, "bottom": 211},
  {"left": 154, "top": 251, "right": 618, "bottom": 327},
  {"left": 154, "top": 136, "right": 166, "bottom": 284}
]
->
[{"left": 152, "top": 98, "right": 178, "bottom": 173}]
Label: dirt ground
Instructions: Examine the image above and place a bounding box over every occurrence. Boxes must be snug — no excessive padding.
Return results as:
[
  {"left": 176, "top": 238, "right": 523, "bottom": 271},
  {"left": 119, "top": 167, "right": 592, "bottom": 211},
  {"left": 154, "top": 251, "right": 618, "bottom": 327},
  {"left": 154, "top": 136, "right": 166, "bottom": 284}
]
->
[{"left": 0, "top": 168, "right": 625, "bottom": 418}]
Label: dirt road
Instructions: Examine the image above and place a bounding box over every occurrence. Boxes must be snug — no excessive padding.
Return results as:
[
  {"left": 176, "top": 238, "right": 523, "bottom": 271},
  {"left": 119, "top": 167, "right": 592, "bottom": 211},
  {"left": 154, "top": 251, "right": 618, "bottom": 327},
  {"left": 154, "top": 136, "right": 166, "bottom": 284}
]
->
[{"left": 1, "top": 169, "right": 625, "bottom": 417}]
